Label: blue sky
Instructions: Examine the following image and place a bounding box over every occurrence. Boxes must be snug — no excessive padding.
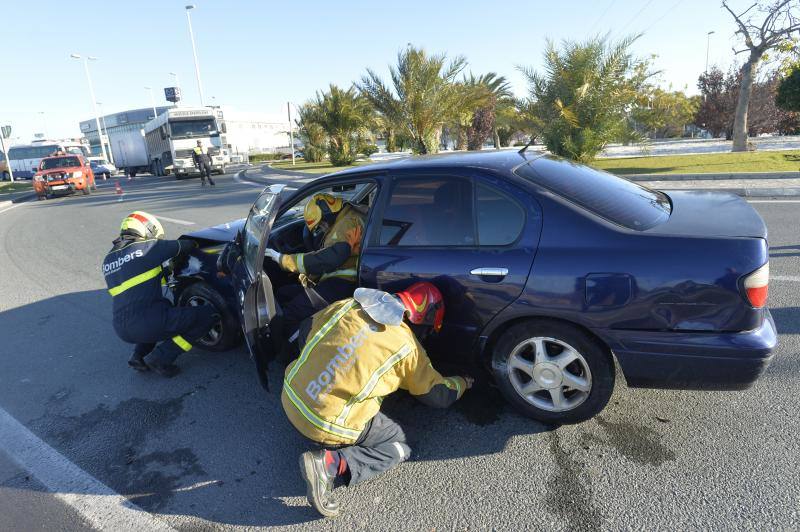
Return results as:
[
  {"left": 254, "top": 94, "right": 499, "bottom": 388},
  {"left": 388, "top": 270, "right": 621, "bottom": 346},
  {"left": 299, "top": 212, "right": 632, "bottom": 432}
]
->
[{"left": 1, "top": 0, "right": 753, "bottom": 142}]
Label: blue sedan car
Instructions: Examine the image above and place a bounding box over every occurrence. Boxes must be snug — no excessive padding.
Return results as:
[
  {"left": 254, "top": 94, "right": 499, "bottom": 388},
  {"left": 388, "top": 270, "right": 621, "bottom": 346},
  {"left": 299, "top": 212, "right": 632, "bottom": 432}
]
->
[{"left": 169, "top": 150, "right": 776, "bottom": 424}]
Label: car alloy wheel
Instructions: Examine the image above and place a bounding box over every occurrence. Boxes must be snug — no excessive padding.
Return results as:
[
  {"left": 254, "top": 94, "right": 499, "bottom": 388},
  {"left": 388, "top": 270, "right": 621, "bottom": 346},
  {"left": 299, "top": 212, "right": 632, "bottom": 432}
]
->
[
  {"left": 186, "top": 294, "right": 223, "bottom": 347},
  {"left": 506, "top": 336, "right": 592, "bottom": 412}
]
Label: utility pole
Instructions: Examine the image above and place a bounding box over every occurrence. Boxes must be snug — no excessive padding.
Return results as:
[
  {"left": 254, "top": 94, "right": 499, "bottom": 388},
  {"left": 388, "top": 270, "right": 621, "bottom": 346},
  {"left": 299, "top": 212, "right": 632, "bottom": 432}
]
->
[
  {"left": 287, "top": 102, "right": 295, "bottom": 166},
  {"left": 185, "top": 5, "right": 205, "bottom": 107},
  {"left": 0, "top": 125, "right": 15, "bottom": 182},
  {"left": 70, "top": 53, "right": 109, "bottom": 163},
  {"left": 144, "top": 86, "right": 158, "bottom": 119},
  {"left": 96, "top": 102, "right": 115, "bottom": 165},
  {"left": 705, "top": 30, "right": 715, "bottom": 73}
]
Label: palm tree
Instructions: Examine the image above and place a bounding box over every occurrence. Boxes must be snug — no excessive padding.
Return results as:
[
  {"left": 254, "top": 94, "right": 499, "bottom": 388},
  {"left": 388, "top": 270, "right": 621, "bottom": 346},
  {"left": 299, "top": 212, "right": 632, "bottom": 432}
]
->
[
  {"left": 359, "top": 46, "right": 466, "bottom": 154},
  {"left": 518, "top": 35, "right": 647, "bottom": 162},
  {"left": 305, "top": 84, "right": 373, "bottom": 166},
  {"left": 462, "top": 72, "right": 513, "bottom": 149},
  {"left": 296, "top": 104, "right": 327, "bottom": 162}
]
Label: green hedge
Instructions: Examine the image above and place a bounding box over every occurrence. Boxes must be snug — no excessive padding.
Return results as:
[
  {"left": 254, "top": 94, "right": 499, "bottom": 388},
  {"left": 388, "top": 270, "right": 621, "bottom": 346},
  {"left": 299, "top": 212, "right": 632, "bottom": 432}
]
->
[{"left": 249, "top": 153, "right": 285, "bottom": 162}]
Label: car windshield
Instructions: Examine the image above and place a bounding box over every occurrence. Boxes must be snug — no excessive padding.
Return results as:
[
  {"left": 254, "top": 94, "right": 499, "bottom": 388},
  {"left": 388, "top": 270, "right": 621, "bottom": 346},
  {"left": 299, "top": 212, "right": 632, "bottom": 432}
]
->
[
  {"left": 242, "top": 186, "right": 282, "bottom": 279},
  {"left": 515, "top": 156, "right": 671, "bottom": 230},
  {"left": 40, "top": 157, "right": 80, "bottom": 170},
  {"left": 170, "top": 119, "right": 217, "bottom": 139}
]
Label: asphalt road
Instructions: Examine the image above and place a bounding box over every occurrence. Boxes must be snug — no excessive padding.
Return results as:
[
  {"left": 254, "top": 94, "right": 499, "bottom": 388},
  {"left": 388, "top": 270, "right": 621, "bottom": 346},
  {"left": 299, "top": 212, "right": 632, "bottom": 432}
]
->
[{"left": 0, "top": 170, "right": 798, "bottom": 530}]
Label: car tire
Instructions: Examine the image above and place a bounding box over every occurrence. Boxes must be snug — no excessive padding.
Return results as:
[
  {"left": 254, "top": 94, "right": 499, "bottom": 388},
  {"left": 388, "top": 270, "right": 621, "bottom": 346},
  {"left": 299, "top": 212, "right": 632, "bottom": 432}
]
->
[
  {"left": 1, "top": 171, "right": 9, "bottom": 181},
  {"left": 177, "top": 282, "right": 241, "bottom": 352},
  {"left": 491, "top": 320, "right": 615, "bottom": 424},
  {"left": 104, "top": 172, "right": 110, "bottom": 180}
]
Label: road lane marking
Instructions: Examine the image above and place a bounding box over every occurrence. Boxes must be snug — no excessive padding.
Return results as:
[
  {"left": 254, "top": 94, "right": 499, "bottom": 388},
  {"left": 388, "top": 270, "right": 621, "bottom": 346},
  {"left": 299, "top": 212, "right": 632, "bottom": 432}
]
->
[
  {"left": 0, "top": 204, "right": 21, "bottom": 215},
  {"left": 153, "top": 215, "right": 195, "bottom": 226},
  {"left": 748, "top": 200, "right": 800, "bottom": 203},
  {"left": 773, "top": 275, "right": 800, "bottom": 282},
  {"left": 0, "top": 407, "right": 176, "bottom": 531},
  {"left": 233, "top": 170, "right": 265, "bottom": 188}
]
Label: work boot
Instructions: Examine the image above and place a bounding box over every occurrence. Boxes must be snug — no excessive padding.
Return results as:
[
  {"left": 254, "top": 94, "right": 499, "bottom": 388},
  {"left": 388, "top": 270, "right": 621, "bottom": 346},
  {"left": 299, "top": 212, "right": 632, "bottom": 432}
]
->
[
  {"left": 127, "top": 352, "right": 149, "bottom": 372},
  {"left": 201, "top": 180, "right": 206, "bottom": 187},
  {"left": 299, "top": 451, "right": 340, "bottom": 518},
  {"left": 209, "top": 178, "right": 215, "bottom": 187},
  {"left": 145, "top": 361, "right": 181, "bottom": 378}
]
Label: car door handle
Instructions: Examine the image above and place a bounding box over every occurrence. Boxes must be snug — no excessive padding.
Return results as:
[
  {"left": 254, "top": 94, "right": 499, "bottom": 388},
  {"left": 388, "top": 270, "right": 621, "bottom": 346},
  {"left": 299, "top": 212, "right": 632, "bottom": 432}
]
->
[{"left": 470, "top": 267, "right": 509, "bottom": 277}]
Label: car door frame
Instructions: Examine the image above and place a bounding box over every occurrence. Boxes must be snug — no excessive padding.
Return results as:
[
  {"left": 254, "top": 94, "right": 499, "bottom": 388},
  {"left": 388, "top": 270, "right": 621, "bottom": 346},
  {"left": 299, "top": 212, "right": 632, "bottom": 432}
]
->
[{"left": 360, "top": 166, "right": 543, "bottom": 357}]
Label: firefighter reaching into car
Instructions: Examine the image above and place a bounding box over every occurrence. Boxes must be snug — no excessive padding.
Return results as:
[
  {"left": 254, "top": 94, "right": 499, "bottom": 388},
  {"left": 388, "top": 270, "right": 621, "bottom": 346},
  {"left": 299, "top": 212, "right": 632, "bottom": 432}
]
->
[
  {"left": 102, "top": 211, "right": 219, "bottom": 377},
  {"left": 264, "top": 192, "right": 366, "bottom": 349},
  {"left": 281, "top": 281, "right": 473, "bottom": 517}
]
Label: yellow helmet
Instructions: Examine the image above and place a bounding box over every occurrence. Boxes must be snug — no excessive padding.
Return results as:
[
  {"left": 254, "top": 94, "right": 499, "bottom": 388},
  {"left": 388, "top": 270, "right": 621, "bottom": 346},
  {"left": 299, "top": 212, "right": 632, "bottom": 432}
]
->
[
  {"left": 120, "top": 211, "right": 165, "bottom": 240},
  {"left": 304, "top": 193, "right": 344, "bottom": 231}
]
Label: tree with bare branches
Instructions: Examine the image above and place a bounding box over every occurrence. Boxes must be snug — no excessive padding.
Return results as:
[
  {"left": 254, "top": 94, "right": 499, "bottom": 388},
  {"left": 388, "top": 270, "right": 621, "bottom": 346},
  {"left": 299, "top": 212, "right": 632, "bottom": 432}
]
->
[{"left": 723, "top": 0, "right": 800, "bottom": 151}]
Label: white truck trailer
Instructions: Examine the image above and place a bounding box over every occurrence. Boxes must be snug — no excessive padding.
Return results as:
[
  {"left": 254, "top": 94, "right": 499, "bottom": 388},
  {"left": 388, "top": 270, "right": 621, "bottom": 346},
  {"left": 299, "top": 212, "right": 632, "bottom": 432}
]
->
[{"left": 142, "top": 107, "right": 228, "bottom": 178}]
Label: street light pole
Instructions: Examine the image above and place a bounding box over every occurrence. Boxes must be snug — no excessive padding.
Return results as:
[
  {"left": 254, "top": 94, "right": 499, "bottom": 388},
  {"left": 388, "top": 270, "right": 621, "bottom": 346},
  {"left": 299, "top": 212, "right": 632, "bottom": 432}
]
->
[
  {"left": 287, "top": 102, "right": 295, "bottom": 166},
  {"left": 184, "top": 5, "right": 205, "bottom": 107},
  {"left": 144, "top": 86, "right": 158, "bottom": 120},
  {"left": 70, "top": 53, "right": 109, "bottom": 163},
  {"left": 96, "top": 102, "right": 115, "bottom": 165},
  {"left": 705, "top": 30, "right": 715, "bottom": 73},
  {"left": 38, "top": 111, "right": 48, "bottom": 138}
]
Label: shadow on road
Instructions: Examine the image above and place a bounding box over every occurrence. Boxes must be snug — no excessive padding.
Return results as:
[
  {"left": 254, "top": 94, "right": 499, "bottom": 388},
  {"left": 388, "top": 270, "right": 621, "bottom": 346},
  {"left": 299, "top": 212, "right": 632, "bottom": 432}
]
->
[{"left": 0, "top": 288, "right": 552, "bottom": 527}]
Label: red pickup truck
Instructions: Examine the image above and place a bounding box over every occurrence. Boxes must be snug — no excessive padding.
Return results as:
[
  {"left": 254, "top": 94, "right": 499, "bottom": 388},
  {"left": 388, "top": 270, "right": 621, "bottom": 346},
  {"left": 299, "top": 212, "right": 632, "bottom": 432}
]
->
[{"left": 33, "top": 155, "right": 96, "bottom": 200}]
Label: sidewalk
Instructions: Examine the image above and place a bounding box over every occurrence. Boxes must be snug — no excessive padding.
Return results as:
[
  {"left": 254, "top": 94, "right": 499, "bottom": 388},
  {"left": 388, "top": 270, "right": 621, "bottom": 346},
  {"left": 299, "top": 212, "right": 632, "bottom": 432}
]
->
[{"left": 0, "top": 188, "right": 36, "bottom": 210}]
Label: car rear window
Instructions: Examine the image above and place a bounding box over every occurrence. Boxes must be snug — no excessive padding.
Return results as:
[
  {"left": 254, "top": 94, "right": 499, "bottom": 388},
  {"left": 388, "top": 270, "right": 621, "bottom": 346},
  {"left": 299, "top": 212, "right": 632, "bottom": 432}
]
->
[{"left": 515, "top": 156, "right": 671, "bottom": 230}]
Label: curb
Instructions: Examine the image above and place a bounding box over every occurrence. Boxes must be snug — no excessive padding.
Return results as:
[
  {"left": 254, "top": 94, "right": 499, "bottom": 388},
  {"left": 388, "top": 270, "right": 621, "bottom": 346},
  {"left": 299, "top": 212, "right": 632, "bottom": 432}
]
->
[
  {"left": 0, "top": 192, "right": 37, "bottom": 210},
  {"left": 627, "top": 171, "right": 800, "bottom": 182},
  {"left": 657, "top": 186, "right": 800, "bottom": 197}
]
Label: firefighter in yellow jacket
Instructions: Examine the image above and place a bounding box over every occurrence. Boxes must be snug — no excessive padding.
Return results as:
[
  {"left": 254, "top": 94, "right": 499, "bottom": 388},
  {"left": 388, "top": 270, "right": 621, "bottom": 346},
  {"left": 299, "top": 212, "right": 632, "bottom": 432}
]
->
[
  {"left": 265, "top": 193, "right": 365, "bottom": 339},
  {"left": 281, "top": 281, "right": 474, "bottom": 517}
]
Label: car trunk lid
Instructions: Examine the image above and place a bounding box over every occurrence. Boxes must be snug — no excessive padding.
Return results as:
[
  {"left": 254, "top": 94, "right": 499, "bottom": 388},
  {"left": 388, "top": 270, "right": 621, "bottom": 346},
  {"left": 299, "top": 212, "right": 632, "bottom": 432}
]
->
[{"left": 646, "top": 191, "right": 767, "bottom": 239}]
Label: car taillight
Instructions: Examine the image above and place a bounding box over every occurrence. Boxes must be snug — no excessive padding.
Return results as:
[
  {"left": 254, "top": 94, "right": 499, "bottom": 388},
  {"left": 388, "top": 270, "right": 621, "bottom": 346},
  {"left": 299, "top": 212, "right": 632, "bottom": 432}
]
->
[{"left": 743, "top": 262, "right": 769, "bottom": 308}]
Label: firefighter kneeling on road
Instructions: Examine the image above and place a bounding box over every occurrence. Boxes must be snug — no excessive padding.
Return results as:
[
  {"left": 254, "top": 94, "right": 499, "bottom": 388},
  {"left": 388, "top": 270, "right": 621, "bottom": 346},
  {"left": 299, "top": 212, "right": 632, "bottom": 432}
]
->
[
  {"left": 265, "top": 193, "right": 365, "bottom": 345},
  {"left": 102, "top": 211, "right": 218, "bottom": 377},
  {"left": 281, "top": 281, "right": 473, "bottom": 517}
]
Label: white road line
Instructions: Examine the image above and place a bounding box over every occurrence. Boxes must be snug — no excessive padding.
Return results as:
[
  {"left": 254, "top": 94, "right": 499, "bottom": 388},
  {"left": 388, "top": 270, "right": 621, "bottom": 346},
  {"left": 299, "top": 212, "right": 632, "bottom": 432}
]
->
[
  {"left": 773, "top": 275, "right": 800, "bottom": 282},
  {"left": 748, "top": 200, "right": 800, "bottom": 203},
  {"left": 0, "top": 203, "right": 21, "bottom": 215},
  {"left": 153, "top": 215, "right": 195, "bottom": 226},
  {"left": 233, "top": 171, "right": 265, "bottom": 188},
  {"left": 0, "top": 407, "right": 176, "bottom": 531}
]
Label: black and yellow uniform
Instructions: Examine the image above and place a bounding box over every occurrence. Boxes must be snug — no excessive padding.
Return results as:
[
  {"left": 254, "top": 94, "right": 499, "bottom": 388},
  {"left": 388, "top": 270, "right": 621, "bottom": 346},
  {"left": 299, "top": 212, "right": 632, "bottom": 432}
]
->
[
  {"left": 192, "top": 146, "right": 214, "bottom": 186},
  {"left": 281, "top": 295, "right": 466, "bottom": 484},
  {"left": 102, "top": 236, "right": 217, "bottom": 372},
  {"left": 276, "top": 204, "right": 365, "bottom": 336}
]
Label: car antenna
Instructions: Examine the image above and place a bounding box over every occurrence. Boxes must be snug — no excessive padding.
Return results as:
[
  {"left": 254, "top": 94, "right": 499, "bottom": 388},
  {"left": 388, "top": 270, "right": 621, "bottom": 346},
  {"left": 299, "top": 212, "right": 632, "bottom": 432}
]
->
[{"left": 518, "top": 136, "right": 534, "bottom": 155}]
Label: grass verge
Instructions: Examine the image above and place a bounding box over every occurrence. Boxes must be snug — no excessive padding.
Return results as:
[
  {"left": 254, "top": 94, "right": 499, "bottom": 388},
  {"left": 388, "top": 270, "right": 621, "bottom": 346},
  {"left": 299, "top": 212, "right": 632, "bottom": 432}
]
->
[
  {"left": 269, "top": 160, "right": 374, "bottom": 174},
  {"left": 594, "top": 149, "right": 800, "bottom": 175},
  {"left": 0, "top": 181, "right": 32, "bottom": 197}
]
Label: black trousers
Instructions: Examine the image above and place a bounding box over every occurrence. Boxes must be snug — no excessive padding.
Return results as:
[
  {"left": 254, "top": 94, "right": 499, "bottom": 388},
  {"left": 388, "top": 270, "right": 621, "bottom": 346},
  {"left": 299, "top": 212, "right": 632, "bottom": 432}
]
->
[
  {"left": 277, "top": 278, "right": 356, "bottom": 339},
  {"left": 114, "top": 302, "right": 217, "bottom": 365},
  {"left": 198, "top": 161, "right": 214, "bottom": 184},
  {"left": 336, "top": 412, "right": 410, "bottom": 485}
]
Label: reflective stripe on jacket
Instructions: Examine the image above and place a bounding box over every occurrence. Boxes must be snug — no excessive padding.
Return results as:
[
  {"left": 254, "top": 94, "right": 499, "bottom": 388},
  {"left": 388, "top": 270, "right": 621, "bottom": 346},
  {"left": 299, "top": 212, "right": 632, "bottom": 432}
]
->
[
  {"left": 102, "top": 238, "right": 193, "bottom": 314},
  {"left": 281, "top": 297, "right": 467, "bottom": 445},
  {"left": 279, "top": 205, "right": 365, "bottom": 282}
]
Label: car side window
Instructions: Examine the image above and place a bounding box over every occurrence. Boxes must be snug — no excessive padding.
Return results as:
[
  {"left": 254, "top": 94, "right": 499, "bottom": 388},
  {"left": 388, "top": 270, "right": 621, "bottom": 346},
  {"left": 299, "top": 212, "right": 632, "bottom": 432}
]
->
[
  {"left": 476, "top": 183, "right": 525, "bottom": 246},
  {"left": 379, "top": 177, "right": 475, "bottom": 247}
]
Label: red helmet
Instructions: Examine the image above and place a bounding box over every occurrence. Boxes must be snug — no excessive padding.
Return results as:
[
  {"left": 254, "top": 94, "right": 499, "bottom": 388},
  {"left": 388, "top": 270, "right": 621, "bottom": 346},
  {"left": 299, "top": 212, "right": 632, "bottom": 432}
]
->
[{"left": 396, "top": 282, "right": 445, "bottom": 332}]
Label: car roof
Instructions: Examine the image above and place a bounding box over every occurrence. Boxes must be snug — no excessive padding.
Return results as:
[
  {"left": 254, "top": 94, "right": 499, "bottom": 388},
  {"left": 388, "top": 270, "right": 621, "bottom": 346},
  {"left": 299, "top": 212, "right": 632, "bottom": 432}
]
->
[{"left": 324, "top": 149, "right": 544, "bottom": 178}]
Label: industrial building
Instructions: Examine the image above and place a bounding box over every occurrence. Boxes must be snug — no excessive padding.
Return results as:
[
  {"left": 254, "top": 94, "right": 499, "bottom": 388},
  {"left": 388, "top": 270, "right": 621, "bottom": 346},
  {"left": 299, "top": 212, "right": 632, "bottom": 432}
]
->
[{"left": 79, "top": 106, "right": 291, "bottom": 161}]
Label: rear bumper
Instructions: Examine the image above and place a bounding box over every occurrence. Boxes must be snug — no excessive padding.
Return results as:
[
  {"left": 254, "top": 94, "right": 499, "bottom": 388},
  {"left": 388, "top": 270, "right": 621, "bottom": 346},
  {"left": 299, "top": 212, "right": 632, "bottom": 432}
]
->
[{"left": 596, "top": 311, "right": 777, "bottom": 390}]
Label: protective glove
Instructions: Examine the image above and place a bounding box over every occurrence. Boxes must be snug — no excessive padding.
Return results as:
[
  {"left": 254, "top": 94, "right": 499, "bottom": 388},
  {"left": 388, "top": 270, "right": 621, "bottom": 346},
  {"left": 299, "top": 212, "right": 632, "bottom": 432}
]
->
[{"left": 264, "top": 248, "right": 281, "bottom": 263}]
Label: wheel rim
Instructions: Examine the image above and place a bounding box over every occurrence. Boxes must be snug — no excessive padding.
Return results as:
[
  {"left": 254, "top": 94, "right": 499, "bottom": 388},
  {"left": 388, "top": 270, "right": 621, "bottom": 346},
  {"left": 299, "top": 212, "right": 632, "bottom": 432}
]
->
[
  {"left": 506, "top": 336, "right": 592, "bottom": 412},
  {"left": 186, "top": 295, "right": 223, "bottom": 346}
]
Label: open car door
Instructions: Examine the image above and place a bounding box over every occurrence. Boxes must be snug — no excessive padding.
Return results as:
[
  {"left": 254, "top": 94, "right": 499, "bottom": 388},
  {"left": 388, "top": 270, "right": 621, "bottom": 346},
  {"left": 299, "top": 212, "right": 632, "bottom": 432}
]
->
[{"left": 231, "top": 184, "right": 284, "bottom": 389}]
